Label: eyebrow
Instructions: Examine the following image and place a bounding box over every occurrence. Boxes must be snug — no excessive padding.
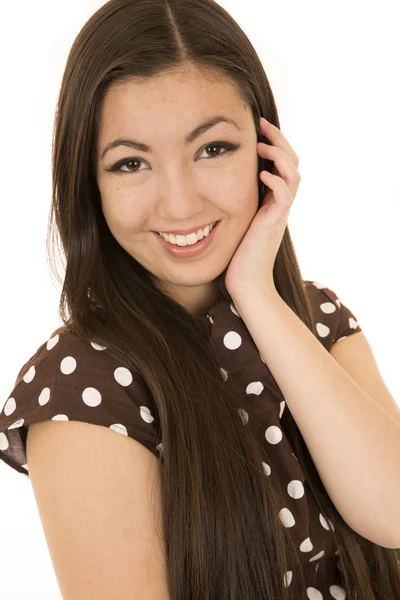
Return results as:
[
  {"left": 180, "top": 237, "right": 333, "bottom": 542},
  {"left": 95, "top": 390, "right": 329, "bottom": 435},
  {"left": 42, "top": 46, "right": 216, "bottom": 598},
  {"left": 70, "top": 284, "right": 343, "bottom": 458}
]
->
[{"left": 100, "top": 115, "right": 242, "bottom": 160}]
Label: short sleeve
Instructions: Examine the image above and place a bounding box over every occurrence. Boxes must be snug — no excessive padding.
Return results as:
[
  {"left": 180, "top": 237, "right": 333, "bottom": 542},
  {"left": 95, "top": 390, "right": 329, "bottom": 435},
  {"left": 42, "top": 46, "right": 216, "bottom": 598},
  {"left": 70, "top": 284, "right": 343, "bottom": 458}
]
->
[
  {"left": 0, "top": 327, "right": 161, "bottom": 478},
  {"left": 304, "top": 280, "right": 362, "bottom": 352}
]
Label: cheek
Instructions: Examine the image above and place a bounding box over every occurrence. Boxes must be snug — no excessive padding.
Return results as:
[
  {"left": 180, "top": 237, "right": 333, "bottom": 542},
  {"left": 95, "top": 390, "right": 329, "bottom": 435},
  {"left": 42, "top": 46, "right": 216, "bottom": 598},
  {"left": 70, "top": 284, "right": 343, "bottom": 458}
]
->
[
  {"left": 101, "top": 192, "right": 144, "bottom": 231},
  {"left": 217, "top": 174, "right": 259, "bottom": 216},
  {"left": 219, "top": 152, "right": 259, "bottom": 195},
  {"left": 101, "top": 206, "right": 137, "bottom": 242}
]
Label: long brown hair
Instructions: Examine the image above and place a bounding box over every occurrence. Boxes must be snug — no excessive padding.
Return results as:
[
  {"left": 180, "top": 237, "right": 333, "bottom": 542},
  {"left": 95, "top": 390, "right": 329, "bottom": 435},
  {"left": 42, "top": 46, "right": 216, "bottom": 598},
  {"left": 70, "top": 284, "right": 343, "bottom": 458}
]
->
[{"left": 47, "top": 0, "right": 400, "bottom": 597}]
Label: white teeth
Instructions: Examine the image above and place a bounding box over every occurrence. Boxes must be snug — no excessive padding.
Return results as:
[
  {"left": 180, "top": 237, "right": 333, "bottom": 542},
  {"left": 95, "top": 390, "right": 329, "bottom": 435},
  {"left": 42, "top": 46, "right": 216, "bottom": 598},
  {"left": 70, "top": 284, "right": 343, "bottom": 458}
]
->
[{"left": 158, "top": 221, "right": 217, "bottom": 246}]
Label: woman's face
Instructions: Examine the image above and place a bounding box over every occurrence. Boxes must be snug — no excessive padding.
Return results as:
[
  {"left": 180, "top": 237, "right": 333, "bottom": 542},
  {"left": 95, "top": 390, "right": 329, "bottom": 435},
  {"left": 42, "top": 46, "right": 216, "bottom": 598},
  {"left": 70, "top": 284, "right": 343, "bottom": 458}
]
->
[{"left": 95, "top": 64, "right": 259, "bottom": 316}]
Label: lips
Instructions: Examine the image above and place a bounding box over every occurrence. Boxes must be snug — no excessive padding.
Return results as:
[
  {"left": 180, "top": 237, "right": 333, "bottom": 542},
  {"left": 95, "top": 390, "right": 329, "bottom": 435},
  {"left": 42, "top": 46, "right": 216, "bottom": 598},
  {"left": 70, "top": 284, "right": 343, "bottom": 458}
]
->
[
  {"left": 158, "top": 221, "right": 217, "bottom": 243},
  {"left": 154, "top": 219, "right": 221, "bottom": 258},
  {"left": 156, "top": 221, "right": 217, "bottom": 236}
]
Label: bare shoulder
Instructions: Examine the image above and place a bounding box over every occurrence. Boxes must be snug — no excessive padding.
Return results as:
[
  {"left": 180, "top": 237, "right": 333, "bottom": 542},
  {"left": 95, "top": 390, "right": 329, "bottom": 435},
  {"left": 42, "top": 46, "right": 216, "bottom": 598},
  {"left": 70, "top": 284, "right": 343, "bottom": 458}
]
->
[{"left": 27, "top": 420, "right": 170, "bottom": 600}]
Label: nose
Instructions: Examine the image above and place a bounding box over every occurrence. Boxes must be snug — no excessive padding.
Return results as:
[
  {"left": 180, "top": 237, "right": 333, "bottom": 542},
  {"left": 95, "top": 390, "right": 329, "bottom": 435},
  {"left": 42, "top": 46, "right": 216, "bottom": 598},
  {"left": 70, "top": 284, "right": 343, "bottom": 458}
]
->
[{"left": 157, "top": 166, "right": 207, "bottom": 224}]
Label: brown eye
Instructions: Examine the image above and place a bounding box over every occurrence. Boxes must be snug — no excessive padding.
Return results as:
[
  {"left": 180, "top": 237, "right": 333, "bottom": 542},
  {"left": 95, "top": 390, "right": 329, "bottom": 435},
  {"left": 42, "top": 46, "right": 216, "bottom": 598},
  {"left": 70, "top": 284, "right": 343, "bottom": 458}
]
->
[
  {"left": 204, "top": 144, "right": 226, "bottom": 157},
  {"left": 105, "top": 142, "right": 240, "bottom": 175},
  {"left": 200, "top": 142, "right": 239, "bottom": 160},
  {"left": 115, "top": 158, "right": 143, "bottom": 173},
  {"left": 123, "top": 159, "right": 140, "bottom": 171}
]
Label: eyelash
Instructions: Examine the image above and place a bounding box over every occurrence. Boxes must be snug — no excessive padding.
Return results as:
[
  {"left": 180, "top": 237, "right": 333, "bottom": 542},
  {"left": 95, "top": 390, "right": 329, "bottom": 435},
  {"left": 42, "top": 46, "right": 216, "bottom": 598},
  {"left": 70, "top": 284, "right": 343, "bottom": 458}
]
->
[{"left": 104, "top": 141, "right": 241, "bottom": 174}]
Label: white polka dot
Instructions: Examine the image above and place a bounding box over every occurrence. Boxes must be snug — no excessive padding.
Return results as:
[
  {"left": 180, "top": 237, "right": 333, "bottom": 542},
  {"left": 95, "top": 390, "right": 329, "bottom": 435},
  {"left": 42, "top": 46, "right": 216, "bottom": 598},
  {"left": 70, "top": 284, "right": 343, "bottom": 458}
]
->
[
  {"left": 140, "top": 406, "right": 155, "bottom": 423},
  {"left": 329, "top": 585, "right": 346, "bottom": 599},
  {"left": 246, "top": 381, "right": 264, "bottom": 395},
  {"left": 329, "top": 519, "right": 335, "bottom": 532},
  {"left": 300, "top": 537, "right": 314, "bottom": 552},
  {"left": 279, "top": 507, "right": 295, "bottom": 527},
  {"left": 279, "top": 400, "right": 286, "bottom": 419},
  {"left": 223, "top": 330, "right": 242, "bottom": 350},
  {"left": 262, "top": 461, "right": 271, "bottom": 476},
  {"left": 3, "top": 397, "right": 16, "bottom": 416},
  {"left": 349, "top": 317, "right": 359, "bottom": 329},
  {"left": 110, "top": 423, "right": 128, "bottom": 436},
  {"left": 238, "top": 408, "right": 249, "bottom": 425},
  {"left": 23, "top": 366, "right": 36, "bottom": 383},
  {"left": 38, "top": 388, "right": 51, "bottom": 406},
  {"left": 265, "top": 425, "right": 283, "bottom": 444},
  {"left": 82, "top": 387, "right": 102, "bottom": 407},
  {"left": 283, "top": 570, "right": 293, "bottom": 587},
  {"left": 320, "top": 301, "right": 337, "bottom": 314},
  {"left": 260, "top": 353, "right": 265, "bottom": 364},
  {"left": 114, "top": 366, "right": 133, "bottom": 387},
  {"left": 157, "top": 442, "right": 164, "bottom": 455},
  {"left": 230, "top": 303, "right": 241, "bottom": 318},
  {"left": 8, "top": 418, "right": 24, "bottom": 429},
  {"left": 316, "top": 322, "right": 330, "bottom": 338},
  {"left": 312, "top": 281, "right": 327, "bottom": 290},
  {"left": 60, "top": 356, "right": 77, "bottom": 374},
  {"left": 309, "top": 550, "right": 324, "bottom": 562},
  {"left": 91, "top": 341, "right": 107, "bottom": 351},
  {"left": 319, "top": 513, "right": 331, "bottom": 531},
  {"left": 0, "top": 432, "right": 9, "bottom": 451},
  {"left": 306, "top": 587, "right": 323, "bottom": 599},
  {"left": 207, "top": 314, "right": 214, "bottom": 325},
  {"left": 220, "top": 367, "right": 228, "bottom": 381},
  {"left": 47, "top": 334, "right": 59, "bottom": 350},
  {"left": 51, "top": 414, "right": 69, "bottom": 421},
  {"left": 287, "top": 480, "right": 305, "bottom": 499}
]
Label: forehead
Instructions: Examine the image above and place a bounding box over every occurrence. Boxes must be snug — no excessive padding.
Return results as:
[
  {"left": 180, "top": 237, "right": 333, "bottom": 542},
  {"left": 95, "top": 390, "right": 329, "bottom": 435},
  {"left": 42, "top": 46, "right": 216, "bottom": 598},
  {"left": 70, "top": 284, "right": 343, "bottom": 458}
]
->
[{"left": 97, "top": 66, "right": 249, "bottom": 135}]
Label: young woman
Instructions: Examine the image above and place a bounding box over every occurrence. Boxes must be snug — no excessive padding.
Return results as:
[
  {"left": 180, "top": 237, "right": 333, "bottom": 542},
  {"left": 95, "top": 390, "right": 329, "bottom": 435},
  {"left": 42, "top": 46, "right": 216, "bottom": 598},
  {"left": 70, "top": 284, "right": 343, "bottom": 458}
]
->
[{"left": 1, "top": 0, "right": 399, "bottom": 598}]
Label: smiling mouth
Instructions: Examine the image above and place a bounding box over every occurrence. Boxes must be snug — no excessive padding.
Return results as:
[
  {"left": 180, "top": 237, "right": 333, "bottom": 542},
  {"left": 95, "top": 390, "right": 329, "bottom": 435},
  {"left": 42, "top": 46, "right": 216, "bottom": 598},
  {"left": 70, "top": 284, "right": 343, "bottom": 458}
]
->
[
  {"left": 153, "top": 220, "right": 221, "bottom": 257},
  {"left": 156, "top": 221, "right": 218, "bottom": 245}
]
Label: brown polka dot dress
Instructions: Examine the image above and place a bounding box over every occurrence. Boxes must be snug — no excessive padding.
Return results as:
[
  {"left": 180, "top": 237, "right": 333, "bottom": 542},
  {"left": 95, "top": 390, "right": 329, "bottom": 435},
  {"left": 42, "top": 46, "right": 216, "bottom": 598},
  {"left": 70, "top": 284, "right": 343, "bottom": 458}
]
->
[{"left": 0, "top": 280, "right": 363, "bottom": 599}]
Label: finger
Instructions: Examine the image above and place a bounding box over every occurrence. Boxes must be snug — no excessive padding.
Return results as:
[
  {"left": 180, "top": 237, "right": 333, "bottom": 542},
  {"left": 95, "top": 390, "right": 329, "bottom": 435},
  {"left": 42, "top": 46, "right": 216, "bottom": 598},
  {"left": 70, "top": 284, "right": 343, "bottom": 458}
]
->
[
  {"left": 260, "top": 119, "right": 300, "bottom": 167},
  {"left": 260, "top": 171, "right": 294, "bottom": 209},
  {"left": 257, "top": 143, "right": 301, "bottom": 195}
]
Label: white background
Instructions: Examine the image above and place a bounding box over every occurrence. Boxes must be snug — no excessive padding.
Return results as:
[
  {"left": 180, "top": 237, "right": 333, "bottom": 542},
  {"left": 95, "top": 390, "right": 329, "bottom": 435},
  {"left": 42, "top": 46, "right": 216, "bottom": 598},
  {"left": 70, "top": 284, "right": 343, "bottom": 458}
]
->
[{"left": 0, "top": 1, "right": 399, "bottom": 597}]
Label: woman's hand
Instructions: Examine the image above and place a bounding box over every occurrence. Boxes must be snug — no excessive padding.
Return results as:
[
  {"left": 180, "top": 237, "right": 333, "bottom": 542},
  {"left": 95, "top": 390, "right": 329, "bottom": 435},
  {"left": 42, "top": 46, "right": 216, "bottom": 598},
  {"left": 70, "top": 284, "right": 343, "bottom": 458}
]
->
[{"left": 225, "top": 117, "right": 301, "bottom": 301}]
